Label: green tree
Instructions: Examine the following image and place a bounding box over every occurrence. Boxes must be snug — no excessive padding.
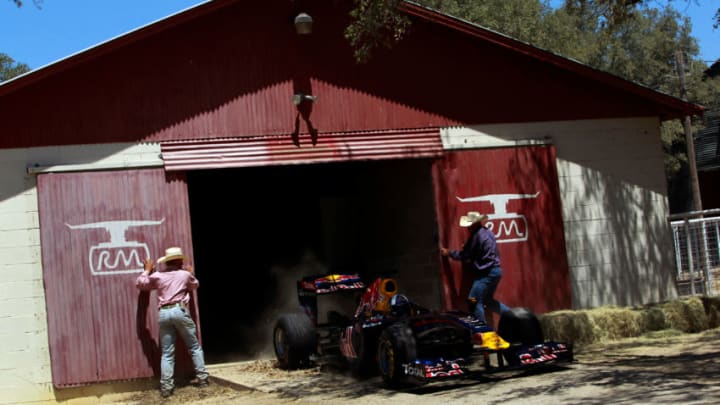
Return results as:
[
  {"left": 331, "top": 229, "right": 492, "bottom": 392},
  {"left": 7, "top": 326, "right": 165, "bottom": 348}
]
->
[
  {"left": 345, "top": 0, "right": 411, "bottom": 63},
  {"left": 0, "top": 53, "right": 30, "bottom": 82},
  {"left": 420, "top": 0, "right": 552, "bottom": 42},
  {"left": 345, "top": 1, "right": 718, "bottom": 64},
  {"left": 579, "top": 5, "right": 720, "bottom": 179}
]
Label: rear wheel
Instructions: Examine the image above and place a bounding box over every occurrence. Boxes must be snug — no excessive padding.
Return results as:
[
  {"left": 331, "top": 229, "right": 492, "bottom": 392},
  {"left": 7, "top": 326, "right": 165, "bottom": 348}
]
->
[
  {"left": 347, "top": 323, "right": 375, "bottom": 376},
  {"left": 497, "top": 307, "right": 544, "bottom": 365},
  {"left": 273, "top": 313, "right": 316, "bottom": 369},
  {"left": 377, "top": 324, "right": 416, "bottom": 387}
]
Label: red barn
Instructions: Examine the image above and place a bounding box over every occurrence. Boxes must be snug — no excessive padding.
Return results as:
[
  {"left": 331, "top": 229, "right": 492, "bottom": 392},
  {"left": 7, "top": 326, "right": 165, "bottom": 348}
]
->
[{"left": 0, "top": 1, "right": 701, "bottom": 400}]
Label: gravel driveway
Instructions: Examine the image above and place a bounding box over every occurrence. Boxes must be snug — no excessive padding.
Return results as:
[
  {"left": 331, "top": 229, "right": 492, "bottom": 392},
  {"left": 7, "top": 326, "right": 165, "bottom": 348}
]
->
[{"left": 108, "top": 327, "right": 720, "bottom": 404}]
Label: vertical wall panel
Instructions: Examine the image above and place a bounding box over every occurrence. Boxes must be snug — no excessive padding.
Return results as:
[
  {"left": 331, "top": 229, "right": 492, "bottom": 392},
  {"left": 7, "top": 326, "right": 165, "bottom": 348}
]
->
[
  {"left": 37, "top": 169, "right": 196, "bottom": 386},
  {"left": 432, "top": 145, "right": 571, "bottom": 314}
]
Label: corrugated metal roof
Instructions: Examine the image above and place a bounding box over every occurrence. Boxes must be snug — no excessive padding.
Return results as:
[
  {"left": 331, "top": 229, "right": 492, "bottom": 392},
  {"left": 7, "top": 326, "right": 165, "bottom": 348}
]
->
[
  {"left": 161, "top": 128, "right": 443, "bottom": 171},
  {"left": 0, "top": 0, "right": 703, "bottom": 120},
  {"left": 400, "top": 1, "right": 703, "bottom": 119}
]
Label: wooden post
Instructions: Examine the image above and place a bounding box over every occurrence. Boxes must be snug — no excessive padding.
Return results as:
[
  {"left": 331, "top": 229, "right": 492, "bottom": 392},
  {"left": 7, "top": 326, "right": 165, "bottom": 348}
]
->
[{"left": 675, "top": 50, "right": 703, "bottom": 212}]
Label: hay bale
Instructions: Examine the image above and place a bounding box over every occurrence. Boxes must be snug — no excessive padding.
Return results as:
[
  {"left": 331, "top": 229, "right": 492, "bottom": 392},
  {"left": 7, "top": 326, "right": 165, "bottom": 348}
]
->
[
  {"left": 636, "top": 305, "right": 669, "bottom": 332},
  {"left": 700, "top": 296, "right": 720, "bottom": 328},
  {"left": 538, "top": 296, "right": 714, "bottom": 348},
  {"left": 539, "top": 310, "right": 598, "bottom": 346},
  {"left": 660, "top": 297, "right": 708, "bottom": 333},
  {"left": 586, "top": 306, "right": 641, "bottom": 341}
]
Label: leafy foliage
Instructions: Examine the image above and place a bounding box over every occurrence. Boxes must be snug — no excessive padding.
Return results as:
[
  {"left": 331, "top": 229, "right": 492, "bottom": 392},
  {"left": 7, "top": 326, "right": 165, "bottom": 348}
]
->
[
  {"left": 560, "top": 0, "right": 644, "bottom": 27},
  {"left": 422, "top": 0, "right": 553, "bottom": 43},
  {"left": 0, "top": 53, "right": 30, "bottom": 82},
  {"left": 345, "top": 0, "right": 411, "bottom": 63}
]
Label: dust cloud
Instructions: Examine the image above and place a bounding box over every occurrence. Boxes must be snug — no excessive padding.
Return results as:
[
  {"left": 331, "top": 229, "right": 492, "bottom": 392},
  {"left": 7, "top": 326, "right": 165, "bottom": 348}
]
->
[{"left": 235, "top": 250, "right": 329, "bottom": 361}]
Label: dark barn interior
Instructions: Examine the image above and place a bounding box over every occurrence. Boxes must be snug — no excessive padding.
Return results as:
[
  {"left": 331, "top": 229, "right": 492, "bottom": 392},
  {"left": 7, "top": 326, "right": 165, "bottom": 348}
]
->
[{"left": 186, "top": 158, "right": 441, "bottom": 363}]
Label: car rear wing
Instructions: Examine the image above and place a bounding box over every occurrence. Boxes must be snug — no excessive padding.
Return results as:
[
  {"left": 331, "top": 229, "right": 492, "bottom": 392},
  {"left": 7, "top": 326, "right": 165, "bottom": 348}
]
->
[
  {"left": 297, "top": 274, "right": 366, "bottom": 325},
  {"left": 297, "top": 274, "right": 365, "bottom": 295}
]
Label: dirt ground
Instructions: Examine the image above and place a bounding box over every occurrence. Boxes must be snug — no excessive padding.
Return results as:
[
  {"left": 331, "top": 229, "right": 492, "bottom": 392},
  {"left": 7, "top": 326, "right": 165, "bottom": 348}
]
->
[{"left": 100, "top": 327, "right": 720, "bottom": 404}]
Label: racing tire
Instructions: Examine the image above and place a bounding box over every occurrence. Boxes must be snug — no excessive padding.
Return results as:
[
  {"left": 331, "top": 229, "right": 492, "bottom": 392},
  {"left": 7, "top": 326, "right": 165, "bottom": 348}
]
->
[
  {"left": 377, "top": 323, "right": 417, "bottom": 388},
  {"left": 497, "top": 307, "right": 544, "bottom": 365},
  {"left": 348, "top": 323, "right": 375, "bottom": 376},
  {"left": 273, "top": 313, "right": 316, "bottom": 369}
]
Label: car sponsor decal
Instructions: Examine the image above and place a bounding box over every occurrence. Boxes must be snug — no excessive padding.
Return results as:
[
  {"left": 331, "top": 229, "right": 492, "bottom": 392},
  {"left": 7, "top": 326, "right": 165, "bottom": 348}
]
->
[
  {"left": 518, "top": 343, "right": 570, "bottom": 365},
  {"left": 403, "top": 359, "right": 467, "bottom": 379}
]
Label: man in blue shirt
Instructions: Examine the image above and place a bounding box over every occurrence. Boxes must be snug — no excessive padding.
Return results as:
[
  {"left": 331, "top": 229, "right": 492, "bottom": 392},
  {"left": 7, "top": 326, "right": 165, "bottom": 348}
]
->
[{"left": 440, "top": 211, "right": 509, "bottom": 324}]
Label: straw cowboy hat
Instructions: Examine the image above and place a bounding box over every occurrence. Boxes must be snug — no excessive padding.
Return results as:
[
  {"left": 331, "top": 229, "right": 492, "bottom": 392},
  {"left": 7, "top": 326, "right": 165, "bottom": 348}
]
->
[
  {"left": 459, "top": 211, "right": 488, "bottom": 227},
  {"left": 157, "top": 246, "right": 185, "bottom": 264}
]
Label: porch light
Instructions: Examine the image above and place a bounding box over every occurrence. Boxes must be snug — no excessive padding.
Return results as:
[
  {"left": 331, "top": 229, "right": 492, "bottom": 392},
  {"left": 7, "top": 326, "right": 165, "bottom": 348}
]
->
[
  {"left": 294, "top": 12, "right": 313, "bottom": 35},
  {"left": 292, "top": 93, "right": 318, "bottom": 105}
]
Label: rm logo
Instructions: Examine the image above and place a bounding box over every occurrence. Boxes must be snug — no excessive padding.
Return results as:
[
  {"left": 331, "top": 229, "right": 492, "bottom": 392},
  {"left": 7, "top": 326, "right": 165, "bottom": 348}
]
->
[
  {"left": 456, "top": 192, "right": 540, "bottom": 243},
  {"left": 65, "top": 219, "right": 164, "bottom": 275}
]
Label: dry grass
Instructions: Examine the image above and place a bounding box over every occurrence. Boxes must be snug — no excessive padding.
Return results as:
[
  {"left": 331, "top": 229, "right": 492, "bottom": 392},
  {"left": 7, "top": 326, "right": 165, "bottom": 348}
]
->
[{"left": 540, "top": 295, "right": 720, "bottom": 348}]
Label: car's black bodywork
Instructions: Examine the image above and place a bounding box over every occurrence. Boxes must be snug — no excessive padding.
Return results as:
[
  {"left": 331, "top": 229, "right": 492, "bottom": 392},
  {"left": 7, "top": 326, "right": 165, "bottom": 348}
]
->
[{"left": 273, "top": 274, "right": 573, "bottom": 386}]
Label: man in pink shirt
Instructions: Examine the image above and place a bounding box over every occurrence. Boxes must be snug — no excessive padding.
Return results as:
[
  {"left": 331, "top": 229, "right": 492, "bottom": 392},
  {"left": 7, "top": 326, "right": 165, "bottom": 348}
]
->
[{"left": 136, "top": 246, "right": 209, "bottom": 398}]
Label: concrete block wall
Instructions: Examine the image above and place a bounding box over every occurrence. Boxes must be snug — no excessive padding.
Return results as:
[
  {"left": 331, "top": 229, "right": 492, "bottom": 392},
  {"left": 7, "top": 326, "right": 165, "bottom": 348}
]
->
[
  {"left": 442, "top": 117, "right": 678, "bottom": 309},
  {"left": 0, "top": 143, "right": 161, "bottom": 404}
]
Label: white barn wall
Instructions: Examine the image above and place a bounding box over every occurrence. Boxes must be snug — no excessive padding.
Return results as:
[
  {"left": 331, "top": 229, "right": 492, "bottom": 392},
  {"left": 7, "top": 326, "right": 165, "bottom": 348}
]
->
[
  {"left": 442, "top": 116, "right": 677, "bottom": 309},
  {"left": 0, "top": 143, "right": 160, "bottom": 404}
]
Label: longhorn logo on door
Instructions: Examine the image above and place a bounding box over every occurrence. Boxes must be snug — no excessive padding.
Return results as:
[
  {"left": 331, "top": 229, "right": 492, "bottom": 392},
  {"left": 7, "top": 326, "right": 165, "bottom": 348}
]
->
[
  {"left": 456, "top": 192, "right": 540, "bottom": 243},
  {"left": 65, "top": 219, "right": 165, "bottom": 275}
]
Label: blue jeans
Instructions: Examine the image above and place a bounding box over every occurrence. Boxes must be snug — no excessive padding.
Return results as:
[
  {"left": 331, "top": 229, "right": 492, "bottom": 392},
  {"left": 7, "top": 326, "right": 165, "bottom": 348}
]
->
[
  {"left": 469, "top": 267, "right": 509, "bottom": 323},
  {"left": 158, "top": 304, "right": 208, "bottom": 391}
]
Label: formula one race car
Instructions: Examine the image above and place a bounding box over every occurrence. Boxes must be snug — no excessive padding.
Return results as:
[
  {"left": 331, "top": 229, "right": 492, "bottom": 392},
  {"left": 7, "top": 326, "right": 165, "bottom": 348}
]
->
[{"left": 272, "top": 274, "right": 572, "bottom": 387}]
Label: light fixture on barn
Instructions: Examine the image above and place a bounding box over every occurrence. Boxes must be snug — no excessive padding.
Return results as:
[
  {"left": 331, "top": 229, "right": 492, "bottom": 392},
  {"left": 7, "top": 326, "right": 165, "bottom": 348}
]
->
[
  {"left": 292, "top": 93, "right": 318, "bottom": 105},
  {"left": 294, "top": 12, "right": 313, "bottom": 34}
]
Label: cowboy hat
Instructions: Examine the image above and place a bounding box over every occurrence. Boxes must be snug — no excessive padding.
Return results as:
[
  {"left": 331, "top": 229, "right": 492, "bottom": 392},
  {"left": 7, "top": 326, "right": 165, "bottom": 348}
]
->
[
  {"left": 157, "top": 246, "right": 185, "bottom": 264},
  {"left": 459, "top": 211, "right": 488, "bottom": 227}
]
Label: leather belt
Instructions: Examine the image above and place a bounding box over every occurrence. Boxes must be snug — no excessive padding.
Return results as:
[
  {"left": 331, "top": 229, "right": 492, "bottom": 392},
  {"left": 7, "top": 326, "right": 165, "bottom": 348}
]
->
[{"left": 160, "top": 302, "right": 185, "bottom": 310}]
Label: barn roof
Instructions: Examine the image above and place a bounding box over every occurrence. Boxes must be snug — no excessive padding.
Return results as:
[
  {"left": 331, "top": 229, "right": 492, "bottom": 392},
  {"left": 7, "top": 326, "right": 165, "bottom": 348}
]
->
[
  {"left": 399, "top": 1, "right": 702, "bottom": 119},
  {"left": 0, "top": 0, "right": 703, "bottom": 119}
]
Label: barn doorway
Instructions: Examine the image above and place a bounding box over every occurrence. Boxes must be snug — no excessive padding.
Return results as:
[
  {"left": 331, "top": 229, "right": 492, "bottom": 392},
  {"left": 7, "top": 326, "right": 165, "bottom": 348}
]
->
[{"left": 186, "top": 158, "right": 441, "bottom": 363}]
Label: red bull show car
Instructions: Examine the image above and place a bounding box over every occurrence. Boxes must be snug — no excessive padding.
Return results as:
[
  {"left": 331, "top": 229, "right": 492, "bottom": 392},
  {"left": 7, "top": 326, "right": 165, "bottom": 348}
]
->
[{"left": 273, "top": 274, "right": 573, "bottom": 387}]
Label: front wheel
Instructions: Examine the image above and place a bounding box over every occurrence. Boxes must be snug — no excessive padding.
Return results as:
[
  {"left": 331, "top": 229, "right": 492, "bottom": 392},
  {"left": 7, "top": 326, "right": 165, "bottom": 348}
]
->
[
  {"left": 273, "top": 313, "right": 316, "bottom": 369},
  {"left": 377, "top": 323, "right": 416, "bottom": 387},
  {"left": 497, "top": 307, "right": 544, "bottom": 365}
]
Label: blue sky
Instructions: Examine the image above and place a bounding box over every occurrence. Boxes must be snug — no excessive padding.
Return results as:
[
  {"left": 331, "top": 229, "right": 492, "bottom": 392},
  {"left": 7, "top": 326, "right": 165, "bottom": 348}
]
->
[
  {"left": 671, "top": 0, "right": 720, "bottom": 63},
  {"left": 0, "top": 0, "right": 718, "bottom": 70}
]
